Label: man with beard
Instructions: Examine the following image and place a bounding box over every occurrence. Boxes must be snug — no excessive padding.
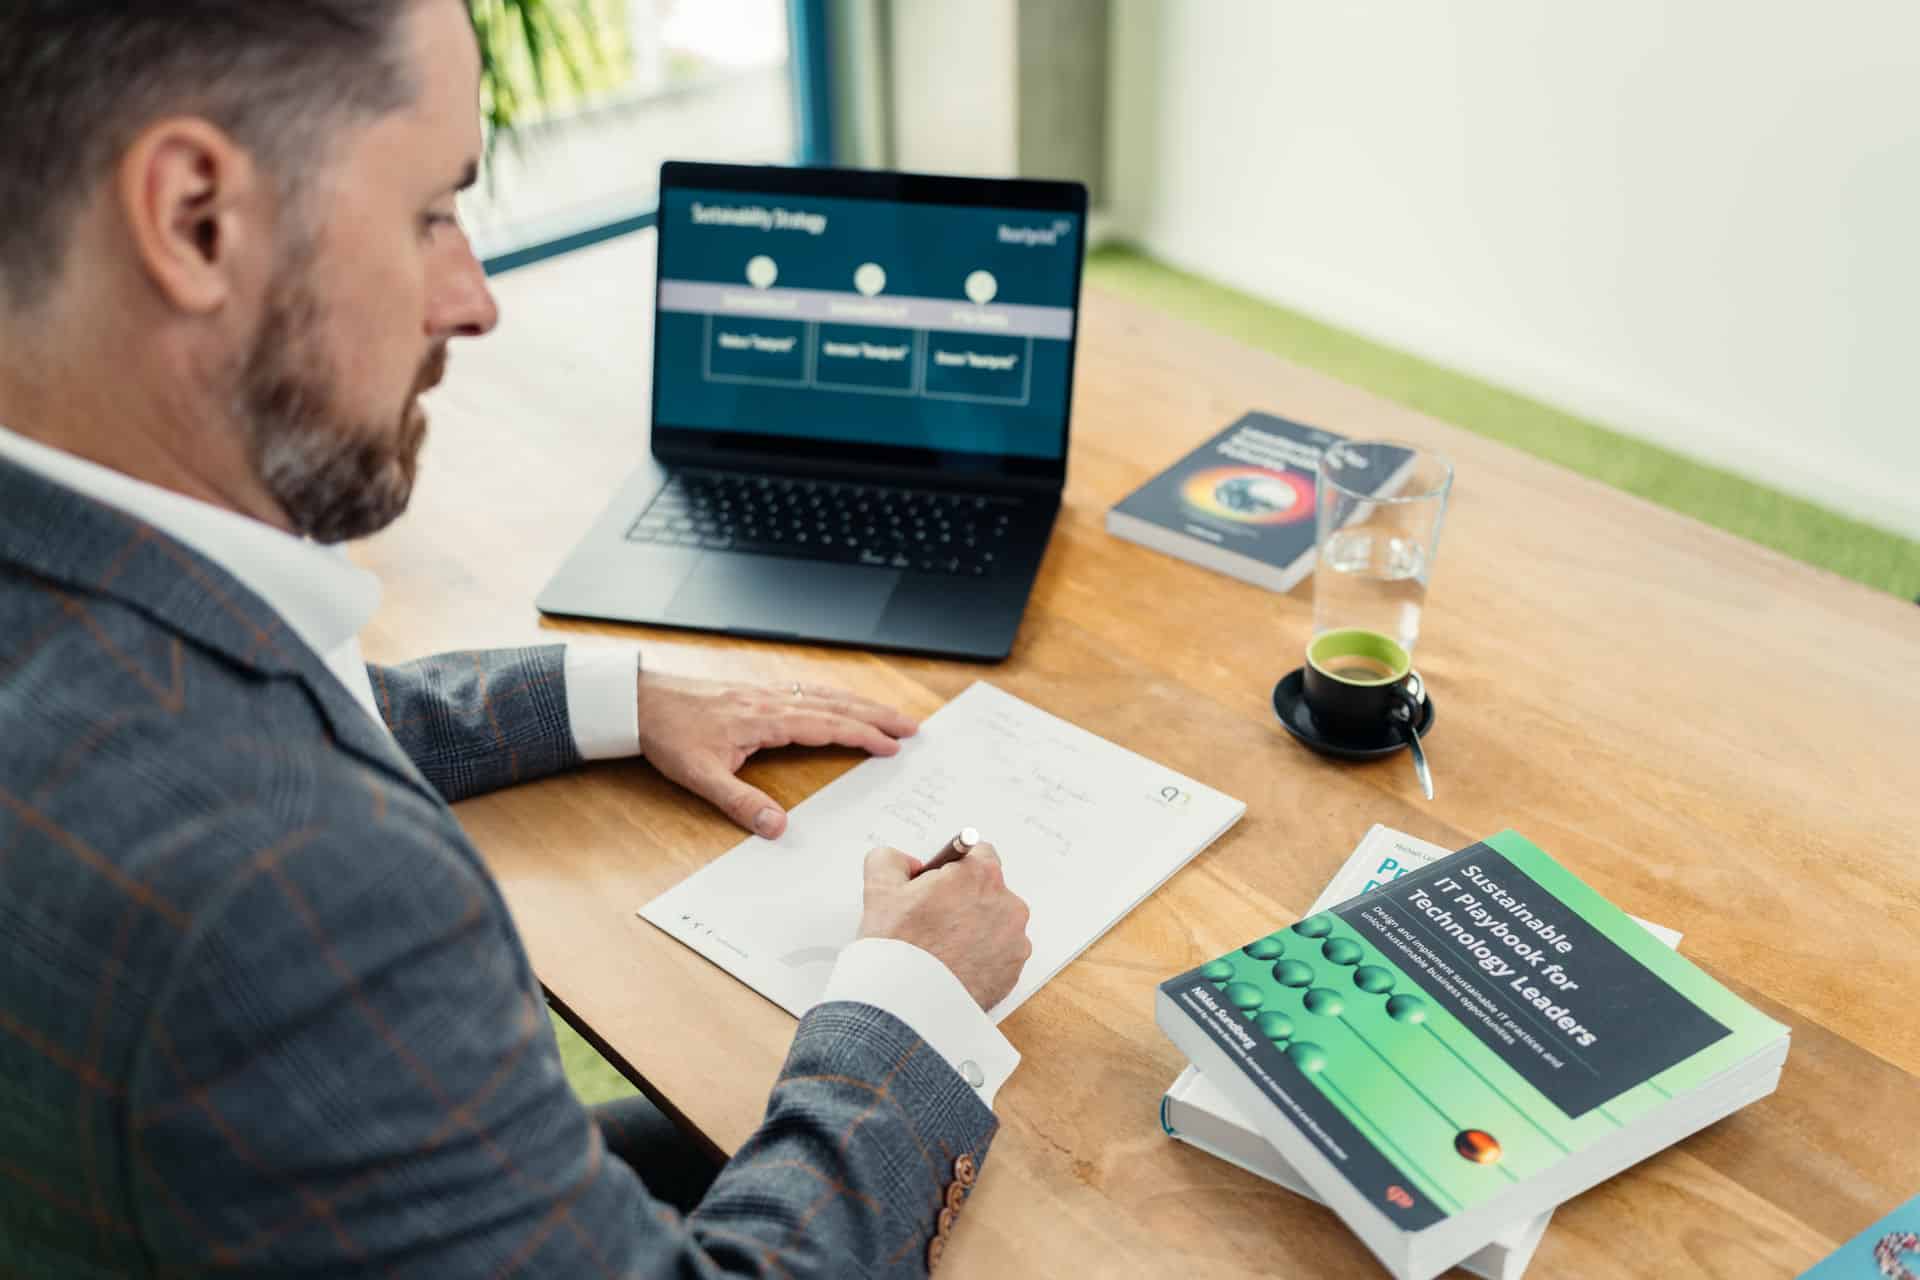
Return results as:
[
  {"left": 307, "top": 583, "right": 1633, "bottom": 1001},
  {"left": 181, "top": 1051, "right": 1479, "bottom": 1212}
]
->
[{"left": 0, "top": 2, "right": 1033, "bottom": 1275}]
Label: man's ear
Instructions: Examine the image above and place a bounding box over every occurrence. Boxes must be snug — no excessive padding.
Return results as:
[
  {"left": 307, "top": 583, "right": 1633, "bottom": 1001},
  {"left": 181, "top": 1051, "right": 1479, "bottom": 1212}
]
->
[{"left": 115, "top": 118, "right": 269, "bottom": 315}]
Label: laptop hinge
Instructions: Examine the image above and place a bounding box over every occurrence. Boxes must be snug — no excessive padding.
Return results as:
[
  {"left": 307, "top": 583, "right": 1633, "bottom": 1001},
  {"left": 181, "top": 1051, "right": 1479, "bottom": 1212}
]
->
[{"left": 651, "top": 446, "right": 1063, "bottom": 498}]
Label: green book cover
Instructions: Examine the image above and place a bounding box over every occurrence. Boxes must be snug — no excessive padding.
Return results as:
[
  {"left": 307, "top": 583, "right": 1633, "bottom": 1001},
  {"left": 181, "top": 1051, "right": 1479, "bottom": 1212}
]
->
[{"left": 1159, "top": 830, "right": 1787, "bottom": 1232}]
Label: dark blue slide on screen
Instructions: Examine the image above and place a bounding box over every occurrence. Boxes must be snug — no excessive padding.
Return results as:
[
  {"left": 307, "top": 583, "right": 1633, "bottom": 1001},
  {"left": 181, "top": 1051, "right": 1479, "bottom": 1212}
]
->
[{"left": 653, "top": 188, "right": 1081, "bottom": 459}]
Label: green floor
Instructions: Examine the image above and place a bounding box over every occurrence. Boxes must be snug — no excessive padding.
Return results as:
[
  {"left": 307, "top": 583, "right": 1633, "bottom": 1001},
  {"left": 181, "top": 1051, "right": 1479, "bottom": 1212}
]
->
[
  {"left": 550, "top": 243, "right": 1920, "bottom": 1106},
  {"left": 1086, "top": 246, "right": 1920, "bottom": 600},
  {"left": 552, "top": 1010, "right": 636, "bottom": 1105}
]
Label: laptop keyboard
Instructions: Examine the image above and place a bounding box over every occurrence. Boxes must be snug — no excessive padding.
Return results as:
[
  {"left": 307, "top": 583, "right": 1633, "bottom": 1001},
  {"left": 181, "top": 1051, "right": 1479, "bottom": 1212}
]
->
[{"left": 625, "top": 470, "right": 1021, "bottom": 577}]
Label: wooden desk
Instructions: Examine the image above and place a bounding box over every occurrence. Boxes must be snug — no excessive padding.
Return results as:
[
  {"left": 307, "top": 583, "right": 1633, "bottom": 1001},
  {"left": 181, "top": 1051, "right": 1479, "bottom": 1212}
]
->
[{"left": 362, "top": 233, "right": 1920, "bottom": 1277}]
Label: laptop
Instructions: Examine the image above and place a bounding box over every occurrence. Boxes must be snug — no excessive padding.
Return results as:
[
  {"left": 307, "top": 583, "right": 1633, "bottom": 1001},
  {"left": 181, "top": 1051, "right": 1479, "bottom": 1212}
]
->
[{"left": 536, "top": 161, "right": 1088, "bottom": 662}]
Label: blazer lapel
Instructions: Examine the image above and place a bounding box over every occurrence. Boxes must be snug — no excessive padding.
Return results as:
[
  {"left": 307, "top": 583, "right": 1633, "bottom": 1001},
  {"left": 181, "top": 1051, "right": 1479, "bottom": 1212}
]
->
[{"left": 0, "top": 455, "right": 436, "bottom": 803}]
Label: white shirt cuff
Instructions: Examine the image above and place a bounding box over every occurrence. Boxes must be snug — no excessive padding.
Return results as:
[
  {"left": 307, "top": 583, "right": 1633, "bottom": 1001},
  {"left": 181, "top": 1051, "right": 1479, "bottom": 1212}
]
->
[
  {"left": 816, "top": 937, "right": 1021, "bottom": 1107},
  {"left": 562, "top": 645, "right": 641, "bottom": 761}
]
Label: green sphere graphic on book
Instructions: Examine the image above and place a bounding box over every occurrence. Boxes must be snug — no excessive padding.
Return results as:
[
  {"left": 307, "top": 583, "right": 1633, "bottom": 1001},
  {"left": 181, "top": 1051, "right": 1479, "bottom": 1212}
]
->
[
  {"left": 1203, "top": 913, "right": 1547, "bottom": 1200},
  {"left": 1157, "top": 829, "right": 1789, "bottom": 1280}
]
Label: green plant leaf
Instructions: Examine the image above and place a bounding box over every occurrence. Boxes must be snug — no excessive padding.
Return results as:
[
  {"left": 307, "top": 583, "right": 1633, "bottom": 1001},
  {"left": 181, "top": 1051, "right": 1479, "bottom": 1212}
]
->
[
  {"left": 470, "top": 0, "right": 612, "bottom": 155},
  {"left": 515, "top": 0, "right": 552, "bottom": 106}
]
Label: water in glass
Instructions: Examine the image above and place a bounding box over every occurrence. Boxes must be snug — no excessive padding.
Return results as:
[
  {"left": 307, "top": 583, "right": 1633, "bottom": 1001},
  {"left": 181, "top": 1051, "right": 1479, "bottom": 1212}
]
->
[{"left": 1316, "top": 527, "right": 1429, "bottom": 654}]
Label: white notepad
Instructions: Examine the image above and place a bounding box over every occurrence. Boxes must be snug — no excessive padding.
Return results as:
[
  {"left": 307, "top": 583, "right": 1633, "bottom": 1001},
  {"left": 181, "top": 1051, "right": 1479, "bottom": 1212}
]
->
[{"left": 640, "top": 681, "right": 1246, "bottom": 1020}]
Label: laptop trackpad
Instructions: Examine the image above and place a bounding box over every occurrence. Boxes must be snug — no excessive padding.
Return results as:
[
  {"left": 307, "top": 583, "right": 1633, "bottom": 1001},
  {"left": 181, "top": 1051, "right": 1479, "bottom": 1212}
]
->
[{"left": 665, "top": 555, "right": 900, "bottom": 639}]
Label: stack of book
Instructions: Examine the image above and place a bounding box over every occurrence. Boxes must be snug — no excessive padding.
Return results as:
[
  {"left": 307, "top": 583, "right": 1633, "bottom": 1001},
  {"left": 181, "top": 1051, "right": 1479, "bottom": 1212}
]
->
[{"left": 1158, "top": 827, "right": 1790, "bottom": 1280}]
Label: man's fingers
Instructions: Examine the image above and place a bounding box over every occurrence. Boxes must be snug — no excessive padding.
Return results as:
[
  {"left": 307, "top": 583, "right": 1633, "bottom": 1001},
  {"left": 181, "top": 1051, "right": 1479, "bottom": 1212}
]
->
[
  {"left": 831, "top": 693, "right": 920, "bottom": 739},
  {"left": 692, "top": 764, "right": 786, "bottom": 839},
  {"left": 807, "top": 705, "right": 911, "bottom": 750},
  {"left": 965, "top": 844, "right": 1007, "bottom": 890},
  {"left": 783, "top": 684, "right": 921, "bottom": 739},
  {"left": 863, "top": 845, "right": 917, "bottom": 887},
  {"left": 916, "top": 839, "right": 1004, "bottom": 890},
  {"left": 759, "top": 710, "right": 903, "bottom": 757},
  {"left": 965, "top": 840, "right": 1001, "bottom": 867},
  {"left": 919, "top": 839, "right": 1001, "bottom": 875}
]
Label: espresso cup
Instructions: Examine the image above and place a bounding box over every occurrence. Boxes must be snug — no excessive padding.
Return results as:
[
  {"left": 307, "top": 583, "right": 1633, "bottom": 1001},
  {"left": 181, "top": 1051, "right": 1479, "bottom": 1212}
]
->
[{"left": 1303, "top": 628, "right": 1422, "bottom": 738}]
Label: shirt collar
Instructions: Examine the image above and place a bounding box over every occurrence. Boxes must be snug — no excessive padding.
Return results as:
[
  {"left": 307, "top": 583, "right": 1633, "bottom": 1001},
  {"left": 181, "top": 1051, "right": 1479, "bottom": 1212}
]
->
[{"left": 0, "top": 424, "right": 380, "bottom": 661}]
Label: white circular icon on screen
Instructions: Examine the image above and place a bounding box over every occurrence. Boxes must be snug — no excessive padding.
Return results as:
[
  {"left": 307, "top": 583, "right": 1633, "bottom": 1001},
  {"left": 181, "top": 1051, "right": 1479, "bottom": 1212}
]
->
[
  {"left": 746, "top": 255, "right": 778, "bottom": 289},
  {"left": 964, "top": 270, "right": 998, "bottom": 305},
  {"left": 854, "top": 262, "right": 886, "bottom": 296}
]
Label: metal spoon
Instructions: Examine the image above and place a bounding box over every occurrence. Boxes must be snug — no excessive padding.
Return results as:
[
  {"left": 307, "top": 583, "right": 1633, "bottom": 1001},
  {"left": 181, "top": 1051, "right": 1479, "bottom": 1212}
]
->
[{"left": 1393, "top": 673, "right": 1434, "bottom": 800}]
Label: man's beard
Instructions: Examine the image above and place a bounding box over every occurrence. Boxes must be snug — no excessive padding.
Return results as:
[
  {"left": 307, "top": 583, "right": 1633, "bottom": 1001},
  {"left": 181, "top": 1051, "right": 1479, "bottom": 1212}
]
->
[{"left": 236, "top": 269, "right": 446, "bottom": 545}]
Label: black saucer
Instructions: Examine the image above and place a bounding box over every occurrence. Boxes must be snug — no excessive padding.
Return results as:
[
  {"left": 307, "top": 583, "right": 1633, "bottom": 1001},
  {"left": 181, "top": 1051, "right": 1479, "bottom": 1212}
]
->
[{"left": 1272, "top": 667, "right": 1436, "bottom": 761}]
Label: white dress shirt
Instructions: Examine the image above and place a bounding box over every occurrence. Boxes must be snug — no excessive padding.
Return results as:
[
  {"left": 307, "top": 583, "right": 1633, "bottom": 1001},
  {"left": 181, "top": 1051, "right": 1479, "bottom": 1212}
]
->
[{"left": 0, "top": 425, "right": 1017, "bottom": 1105}]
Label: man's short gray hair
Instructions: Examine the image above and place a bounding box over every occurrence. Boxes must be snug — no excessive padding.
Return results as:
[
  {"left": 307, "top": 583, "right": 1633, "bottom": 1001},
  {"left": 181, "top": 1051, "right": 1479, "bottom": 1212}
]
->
[{"left": 0, "top": 1, "right": 423, "bottom": 308}]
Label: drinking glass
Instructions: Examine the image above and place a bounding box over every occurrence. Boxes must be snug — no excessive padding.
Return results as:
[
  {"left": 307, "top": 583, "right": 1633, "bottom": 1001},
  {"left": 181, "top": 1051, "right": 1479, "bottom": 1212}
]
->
[{"left": 1313, "top": 441, "right": 1453, "bottom": 656}]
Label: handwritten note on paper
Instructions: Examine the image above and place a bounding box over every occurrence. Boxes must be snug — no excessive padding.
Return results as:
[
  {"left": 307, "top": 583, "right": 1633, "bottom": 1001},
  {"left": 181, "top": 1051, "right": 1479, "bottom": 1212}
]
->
[{"left": 639, "top": 681, "right": 1246, "bottom": 1021}]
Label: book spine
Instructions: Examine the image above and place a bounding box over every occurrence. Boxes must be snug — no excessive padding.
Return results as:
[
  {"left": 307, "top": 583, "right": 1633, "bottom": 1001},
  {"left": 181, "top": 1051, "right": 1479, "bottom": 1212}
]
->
[{"left": 1105, "top": 508, "right": 1310, "bottom": 593}]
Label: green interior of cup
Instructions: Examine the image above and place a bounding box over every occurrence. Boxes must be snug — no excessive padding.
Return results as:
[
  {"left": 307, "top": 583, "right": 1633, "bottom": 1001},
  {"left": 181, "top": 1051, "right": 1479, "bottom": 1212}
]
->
[{"left": 1306, "top": 628, "right": 1411, "bottom": 685}]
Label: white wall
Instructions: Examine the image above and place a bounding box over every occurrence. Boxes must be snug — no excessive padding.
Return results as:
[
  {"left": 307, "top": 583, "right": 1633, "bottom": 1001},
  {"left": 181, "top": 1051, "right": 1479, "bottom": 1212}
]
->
[
  {"left": 1107, "top": 1, "right": 1920, "bottom": 539},
  {"left": 883, "top": 0, "right": 1111, "bottom": 196},
  {"left": 829, "top": 0, "right": 893, "bottom": 169},
  {"left": 888, "top": 0, "right": 1019, "bottom": 177}
]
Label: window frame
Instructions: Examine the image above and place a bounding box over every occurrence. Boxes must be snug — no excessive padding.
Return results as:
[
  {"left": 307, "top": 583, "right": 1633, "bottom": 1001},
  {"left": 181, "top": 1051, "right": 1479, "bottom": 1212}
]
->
[{"left": 479, "top": 0, "right": 834, "bottom": 277}]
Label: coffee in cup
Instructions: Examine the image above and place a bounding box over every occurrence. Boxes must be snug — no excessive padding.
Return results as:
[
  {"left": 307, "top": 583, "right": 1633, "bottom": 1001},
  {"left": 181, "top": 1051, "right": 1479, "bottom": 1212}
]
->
[
  {"left": 1317, "top": 651, "right": 1399, "bottom": 683},
  {"left": 1303, "top": 628, "right": 1422, "bottom": 738}
]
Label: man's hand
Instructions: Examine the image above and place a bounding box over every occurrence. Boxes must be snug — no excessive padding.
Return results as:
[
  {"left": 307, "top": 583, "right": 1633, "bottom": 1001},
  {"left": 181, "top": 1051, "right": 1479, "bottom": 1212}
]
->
[
  {"left": 859, "top": 844, "right": 1034, "bottom": 1011},
  {"left": 635, "top": 673, "right": 919, "bottom": 838}
]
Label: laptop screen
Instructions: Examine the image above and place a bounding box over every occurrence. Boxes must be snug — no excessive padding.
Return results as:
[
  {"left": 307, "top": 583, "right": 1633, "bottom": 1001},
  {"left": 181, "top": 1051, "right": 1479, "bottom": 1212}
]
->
[{"left": 650, "top": 163, "right": 1086, "bottom": 485}]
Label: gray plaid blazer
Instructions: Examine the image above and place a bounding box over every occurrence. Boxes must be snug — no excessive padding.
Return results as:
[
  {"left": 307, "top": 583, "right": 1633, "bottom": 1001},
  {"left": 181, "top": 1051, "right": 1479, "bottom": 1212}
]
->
[{"left": 0, "top": 455, "right": 996, "bottom": 1277}]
